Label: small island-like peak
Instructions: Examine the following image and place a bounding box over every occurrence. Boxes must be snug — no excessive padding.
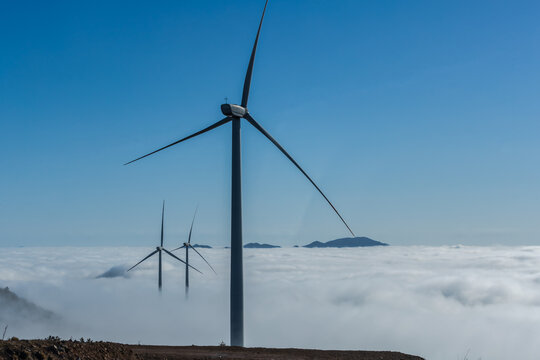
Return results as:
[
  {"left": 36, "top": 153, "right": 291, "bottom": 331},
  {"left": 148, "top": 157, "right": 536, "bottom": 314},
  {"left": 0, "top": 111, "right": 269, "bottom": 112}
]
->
[
  {"left": 244, "top": 242, "right": 281, "bottom": 249},
  {"left": 304, "top": 237, "right": 388, "bottom": 248},
  {"left": 191, "top": 244, "right": 212, "bottom": 249}
]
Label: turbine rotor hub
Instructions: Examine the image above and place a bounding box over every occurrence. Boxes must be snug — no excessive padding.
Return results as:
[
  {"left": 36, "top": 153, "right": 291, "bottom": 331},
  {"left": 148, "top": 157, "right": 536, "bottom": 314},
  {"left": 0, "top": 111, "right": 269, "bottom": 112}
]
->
[
  {"left": 184, "top": 242, "right": 189, "bottom": 247},
  {"left": 221, "top": 104, "right": 246, "bottom": 118}
]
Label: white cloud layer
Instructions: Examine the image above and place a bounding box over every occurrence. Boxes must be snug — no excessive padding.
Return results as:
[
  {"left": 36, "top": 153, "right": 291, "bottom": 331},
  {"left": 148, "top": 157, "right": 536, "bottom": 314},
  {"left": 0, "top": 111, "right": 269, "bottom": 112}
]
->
[{"left": 1, "top": 245, "right": 540, "bottom": 360}]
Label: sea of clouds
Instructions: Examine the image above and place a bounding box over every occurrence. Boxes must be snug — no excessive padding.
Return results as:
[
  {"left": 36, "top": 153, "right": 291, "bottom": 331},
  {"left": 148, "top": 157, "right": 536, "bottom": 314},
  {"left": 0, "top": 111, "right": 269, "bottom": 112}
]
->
[{"left": 1, "top": 245, "right": 540, "bottom": 360}]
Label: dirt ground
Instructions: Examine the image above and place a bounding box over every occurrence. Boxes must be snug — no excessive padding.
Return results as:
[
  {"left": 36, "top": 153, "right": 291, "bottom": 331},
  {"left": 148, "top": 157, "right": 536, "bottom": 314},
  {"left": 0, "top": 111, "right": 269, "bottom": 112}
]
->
[
  {"left": 0, "top": 338, "right": 138, "bottom": 360},
  {"left": 130, "top": 345, "right": 424, "bottom": 360},
  {"left": 0, "top": 338, "right": 424, "bottom": 360}
]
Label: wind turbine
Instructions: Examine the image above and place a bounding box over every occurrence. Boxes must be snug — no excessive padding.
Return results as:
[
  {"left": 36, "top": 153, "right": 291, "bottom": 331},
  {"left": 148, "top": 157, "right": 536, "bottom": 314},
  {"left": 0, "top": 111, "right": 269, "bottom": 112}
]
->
[
  {"left": 172, "top": 209, "right": 217, "bottom": 297},
  {"left": 125, "top": 0, "right": 354, "bottom": 346},
  {"left": 127, "top": 201, "right": 201, "bottom": 291}
]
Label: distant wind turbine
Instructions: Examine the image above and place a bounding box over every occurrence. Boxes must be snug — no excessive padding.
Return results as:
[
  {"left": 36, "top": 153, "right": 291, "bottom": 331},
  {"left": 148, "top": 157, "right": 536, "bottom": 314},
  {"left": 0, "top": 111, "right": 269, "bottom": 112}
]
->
[
  {"left": 125, "top": 0, "right": 354, "bottom": 346},
  {"left": 127, "top": 201, "right": 201, "bottom": 291},
  {"left": 172, "top": 208, "right": 217, "bottom": 297}
]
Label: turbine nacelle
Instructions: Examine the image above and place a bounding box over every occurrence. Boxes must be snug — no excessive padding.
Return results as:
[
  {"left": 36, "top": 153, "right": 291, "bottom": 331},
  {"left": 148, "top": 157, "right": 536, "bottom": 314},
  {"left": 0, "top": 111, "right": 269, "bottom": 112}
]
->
[
  {"left": 183, "top": 242, "right": 189, "bottom": 247},
  {"left": 221, "top": 104, "right": 246, "bottom": 118},
  {"left": 156, "top": 246, "right": 163, "bottom": 251}
]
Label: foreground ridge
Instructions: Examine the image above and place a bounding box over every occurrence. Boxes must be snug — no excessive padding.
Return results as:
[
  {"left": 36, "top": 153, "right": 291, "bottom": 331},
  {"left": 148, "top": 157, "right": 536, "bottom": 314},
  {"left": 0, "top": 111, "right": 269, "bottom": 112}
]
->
[{"left": 0, "top": 339, "right": 425, "bottom": 360}]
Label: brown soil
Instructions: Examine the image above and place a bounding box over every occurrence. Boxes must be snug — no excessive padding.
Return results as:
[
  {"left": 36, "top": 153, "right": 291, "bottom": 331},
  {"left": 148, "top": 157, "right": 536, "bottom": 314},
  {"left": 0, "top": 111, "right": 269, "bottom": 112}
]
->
[
  {"left": 0, "top": 339, "right": 424, "bottom": 360},
  {"left": 130, "top": 345, "right": 424, "bottom": 360},
  {"left": 0, "top": 338, "right": 138, "bottom": 360}
]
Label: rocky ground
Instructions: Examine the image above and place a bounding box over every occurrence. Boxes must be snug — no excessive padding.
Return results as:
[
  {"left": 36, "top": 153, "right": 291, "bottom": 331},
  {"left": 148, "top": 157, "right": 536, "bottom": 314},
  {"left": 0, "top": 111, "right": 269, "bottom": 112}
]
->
[
  {"left": 0, "top": 338, "right": 137, "bottom": 360},
  {"left": 0, "top": 338, "right": 424, "bottom": 360}
]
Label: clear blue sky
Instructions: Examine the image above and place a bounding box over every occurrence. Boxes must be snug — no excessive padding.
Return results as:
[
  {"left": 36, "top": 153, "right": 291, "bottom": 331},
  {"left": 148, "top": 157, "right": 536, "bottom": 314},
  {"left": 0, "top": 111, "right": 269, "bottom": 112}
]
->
[{"left": 1, "top": 0, "right": 539, "bottom": 247}]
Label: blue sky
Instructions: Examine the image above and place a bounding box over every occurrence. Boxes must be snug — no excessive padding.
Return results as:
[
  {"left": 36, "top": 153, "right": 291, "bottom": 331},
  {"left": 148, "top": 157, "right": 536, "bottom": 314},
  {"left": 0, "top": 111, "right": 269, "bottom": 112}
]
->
[{"left": 1, "top": 0, "right": 539, "bottom": 247}]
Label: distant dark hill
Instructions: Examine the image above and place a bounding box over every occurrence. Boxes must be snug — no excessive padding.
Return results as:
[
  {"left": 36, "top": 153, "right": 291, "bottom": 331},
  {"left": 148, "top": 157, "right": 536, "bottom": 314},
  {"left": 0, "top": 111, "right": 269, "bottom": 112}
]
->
[
  {"left": 0, "top": 287, "right": 58, "bottom": 324},
  {"left": 192, "top": 244, "right": 212, "bottom": 249},
  {"left": 244, "top": 242, "right": 280, "bottom": 249},
  {"left": 304, "top": 237, "right": 388, "bottom": 248},
  {"left": 96, "top": 265, "right": 128, "bottom": 279}
]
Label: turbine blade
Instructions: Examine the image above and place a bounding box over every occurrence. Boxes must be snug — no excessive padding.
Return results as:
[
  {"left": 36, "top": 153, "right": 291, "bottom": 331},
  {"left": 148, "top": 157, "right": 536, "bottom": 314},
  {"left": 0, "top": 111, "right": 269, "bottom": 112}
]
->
[
  {"left": 161, "top": 200, "right": 165, "bottom": 247},
  {"left": 124, "top": 117, "right": 233, "bottom": 165},
  {"left": 189, "top": 245, "right": 217, "bottom": 275},
  {"left": 171, "top": 245, "right": 186, "bottom": 252},
  {"left": 244, "top": 112, "right": 355, "bottom": 237},
  {"left": 188, "top": 207, "right": 198, "bottom": 245},
  {"left": 127, "top": 249, "right": 159, "bottom": 272},
  {"left": 162, "top": 248, "right": 203, "bottom": 274},
  {"left": 241, "top": 0, "right": 269, "bottom": 107}
]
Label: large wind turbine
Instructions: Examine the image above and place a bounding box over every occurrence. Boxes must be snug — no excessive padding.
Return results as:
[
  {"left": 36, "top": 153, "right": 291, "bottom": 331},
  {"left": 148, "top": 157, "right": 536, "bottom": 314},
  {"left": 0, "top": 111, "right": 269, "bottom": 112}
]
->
[
  {"left": 172, "top": 209, "right": 217, "bottom": 297},
  {"left": 127, "top": 201, "right": 201, "bottom": 291},
  {"left": 125, "top": 0, "right": 354, "bottom": 346}
]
